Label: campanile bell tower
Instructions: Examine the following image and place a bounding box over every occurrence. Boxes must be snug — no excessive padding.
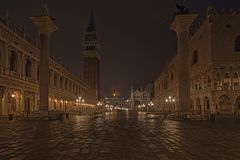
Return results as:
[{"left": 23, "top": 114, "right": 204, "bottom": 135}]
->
[{"left": 83, "top": 10, "right": 101, "bottom": 99}]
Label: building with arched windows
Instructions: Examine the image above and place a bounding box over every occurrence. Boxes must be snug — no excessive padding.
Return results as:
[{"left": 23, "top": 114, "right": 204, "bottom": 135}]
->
[
  {"left": 154, "top": 7, "right": 240, "bottom": 116},
  {"left": 0, "top": 10, "right": 99, "bottom": 119}
]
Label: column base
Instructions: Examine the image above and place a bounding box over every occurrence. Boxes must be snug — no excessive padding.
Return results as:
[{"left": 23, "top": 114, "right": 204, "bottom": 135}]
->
[{"left": 28, "top": 111, "right": 65, "bottom": 121}]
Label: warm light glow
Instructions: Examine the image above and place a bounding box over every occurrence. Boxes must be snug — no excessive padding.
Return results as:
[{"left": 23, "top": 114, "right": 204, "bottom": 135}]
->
[
  {"left": 165, "top": 99, "right": 168, "bottom": 103},
  {"left": 60, "top": 100, "right": 63, "bottom": 103},
  {"left": 65, "top": 101, "right": 68, "bottom": 104},
  {"left": 54, "top": 99, "right": 57, "bottom": 102},
  {"left": 113, "top": 93, "right": 116, "bottom": 97},
  {"left": 169, "top": 96, "right": 172, "bottom": 99},
  {"left": 82, "top": 99, "right": 85, "bottom": 103},
  {"left": 11, "top": 94, "right": 16, "bottom": 98},
  {"left": 173, "top": 99, "right": 175, "bottom": 102}
]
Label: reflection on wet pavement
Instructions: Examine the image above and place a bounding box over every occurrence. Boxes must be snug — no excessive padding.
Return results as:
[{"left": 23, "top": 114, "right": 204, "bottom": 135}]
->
[{"left": 0, "top": 111, "right": 240, "bottom": 160}]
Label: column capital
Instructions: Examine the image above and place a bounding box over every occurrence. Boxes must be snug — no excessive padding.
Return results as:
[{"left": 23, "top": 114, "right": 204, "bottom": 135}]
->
[
  {"left": 170, "top": 14, "right": 198, "bottom": 33},
  {"left": 30, "top": 16, "right": 58, "bottom": 36}
]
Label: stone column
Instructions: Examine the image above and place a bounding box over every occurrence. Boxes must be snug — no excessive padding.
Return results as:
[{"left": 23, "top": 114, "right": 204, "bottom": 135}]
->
[
  {"left": 170, "top": 14, "right": 198, "bottom": 112},
  {"left": 39, "top": 34, "right": 50, "bottom": 111},
  {"left": 30, "top": 8, "right": 57, "bottom": 112}
]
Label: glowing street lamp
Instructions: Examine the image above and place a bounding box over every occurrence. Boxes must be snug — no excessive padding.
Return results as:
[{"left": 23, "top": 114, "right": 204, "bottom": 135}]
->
[{"left": 165, "top": 96, "right": 176, "bottom": 112}]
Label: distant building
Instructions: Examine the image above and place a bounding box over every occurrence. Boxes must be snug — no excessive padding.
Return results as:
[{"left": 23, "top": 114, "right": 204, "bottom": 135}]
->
[
  {"left": 128, "top": 86, "right": 152, "bottom": 110},
  {"left": 102, "top": 96, "right": 125, "bottom": 109},
  {"left": 154, "top": 7, "right": 240, "bottom": 115}
]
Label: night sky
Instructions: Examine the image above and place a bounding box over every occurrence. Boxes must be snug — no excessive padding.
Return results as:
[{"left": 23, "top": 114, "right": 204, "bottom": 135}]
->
[{"left": 1, "top": 0, "right": 240, "bottom": 97}]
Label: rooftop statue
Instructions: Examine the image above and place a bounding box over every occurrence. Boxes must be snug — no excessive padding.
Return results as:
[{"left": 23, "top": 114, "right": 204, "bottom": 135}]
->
[
  {"left": 42, "top": 1, "right": 49, "bottom": 15},
  {"left": 176, "top": 4, "right": 189, "bottom": 14}
]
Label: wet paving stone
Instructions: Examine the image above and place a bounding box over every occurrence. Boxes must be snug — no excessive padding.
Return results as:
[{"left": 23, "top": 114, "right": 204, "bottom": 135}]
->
[{"left": 0, "top": 111, "right": 240, "bottom": 160}]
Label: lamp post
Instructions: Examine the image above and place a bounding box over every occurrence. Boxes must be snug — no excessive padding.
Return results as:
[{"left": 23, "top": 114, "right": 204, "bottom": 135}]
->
[
  {"left": 148, "top": 101, "right": 154, "bottom": 112},
  {"left": 76, "top": 96, "right": 82, "bottom": 115},
  {"left": 165, "top": 96, "right": 175, "bottom": 113},
  {"left": 81, "top": 99, "right": 85, "bottom": 115},
  {"left": 97, "top": 101, "right": 103, "bottom": 113}
]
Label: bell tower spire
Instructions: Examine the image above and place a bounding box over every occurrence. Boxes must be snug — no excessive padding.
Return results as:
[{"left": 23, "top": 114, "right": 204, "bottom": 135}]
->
[
  {"left": 83, "top": 10, "right": 101, "bottom": 99},
  {"left": 87, "top": 9, "right": 96, "bottom": 32}
]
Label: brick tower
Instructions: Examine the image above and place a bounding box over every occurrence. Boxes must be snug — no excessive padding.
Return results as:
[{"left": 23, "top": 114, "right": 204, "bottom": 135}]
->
[{"left": 83, "top": 10, "right": 101, "bottom": 99}]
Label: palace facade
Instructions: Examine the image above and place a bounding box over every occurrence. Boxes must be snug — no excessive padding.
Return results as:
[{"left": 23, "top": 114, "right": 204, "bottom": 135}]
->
[
  {"left": 0, "top": 10, "right": 98, "bottom": 119},
  {"left": 154, "top": 7, "right": 240, "bottom": 115}
]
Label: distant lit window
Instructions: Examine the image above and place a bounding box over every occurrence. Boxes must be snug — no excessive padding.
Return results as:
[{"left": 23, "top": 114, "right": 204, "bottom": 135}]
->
[
  {"left": 191, "top": 50, "right": 198, "bottom": 65},
  {"left": 235, "top": 35, "right": 240, "bottom": 51}
]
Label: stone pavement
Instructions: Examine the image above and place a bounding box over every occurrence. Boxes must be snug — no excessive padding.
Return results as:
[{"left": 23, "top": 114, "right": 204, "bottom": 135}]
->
[{"left": 0, "top": 111, "right": 240, "bottom": 160}]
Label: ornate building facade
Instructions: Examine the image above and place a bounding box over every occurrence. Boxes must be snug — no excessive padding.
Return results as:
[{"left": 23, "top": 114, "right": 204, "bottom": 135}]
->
[
  {"left": 0, "top": 10, "right": 98, "bottom": 119},
  {"left": 83, "top": 11, "right": 101, "bottom": 99},
  {"left": 128, "top": 86, "right": 152, "bottom": 110},
  {"left": 154, "top": 7, "right": 240, "bottom": 116}
]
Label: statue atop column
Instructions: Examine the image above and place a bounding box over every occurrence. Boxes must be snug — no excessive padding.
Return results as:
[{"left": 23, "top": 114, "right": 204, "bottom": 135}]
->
[
  {"left": 176, "top": 4, "right": 189, "bottom": 14},
  {"left": 42, "top": 1, "right": 49, "bottom": 15}
]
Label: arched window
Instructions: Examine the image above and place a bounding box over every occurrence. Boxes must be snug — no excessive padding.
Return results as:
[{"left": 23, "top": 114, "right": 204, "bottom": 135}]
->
[
  {"left": 191, "top": 50, "right": 198, "bottom": 65},
  {"left": 65, "top": 79, "right": 68, "bottom": 90},
  {"left": 60, "top": 77, "right": 63, "bottom": 89},
  {"left": 37, "top": 65, "right": 40, "bottom": 80},
  {"left": 224, "top": 73, "right": 230, "bottom": 79},
  {"left": 54, "top": 73, "right": 58, "bottom": 87},
  {"left": 235, "top": 35, "right": 240, "bottom": 51},
  {"left": 10, "top": 51, "right": 18, "bottom": 71},
  {"left": 25, "top": 59, "right": 32, "bottom": 77},
  {"left": 234, "top": 72, "right": 239, "bottom": 79}
]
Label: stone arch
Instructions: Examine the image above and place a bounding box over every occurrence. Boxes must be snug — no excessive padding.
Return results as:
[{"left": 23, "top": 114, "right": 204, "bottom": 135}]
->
[
  {"left": 203, "top": 96, "right": 210, "bottom": 112},
  {"left": 234, "top": 96, "right": 240, "bottom": 113},
  {"left": 134, "top": 100, "right": 140, "bottom": 106},
  {"left": 54, "top": 100, "right": 57, "bottom": 110},
  {"left": 24, "top": 97, "right": 31, "bottom": 114},
  {"left": 233, "top": 72, "right": 239, "bottom": 89},
  {"left": 7, "top": 91, "right": 20, "bottom": 115},
  {"left": 196, "top": 97, "right": 201, "bottom": 114},
  {"left": 10, "top": 50, "right": 18, "bottom": 72},
  {"left": 217, "top": 95, "right": 232, "bottom": 114},
  {"left": 191, "top": 50, "right": 198, "bottom": 65},
  {"left": 190, "top": 99, "right": 194, "bottom": 112}
]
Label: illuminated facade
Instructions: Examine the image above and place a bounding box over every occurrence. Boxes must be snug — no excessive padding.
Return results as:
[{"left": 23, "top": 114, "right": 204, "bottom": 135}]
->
[
  {"left": 154, "top": 7, "right": 240, "bottom": 115},
  {"left": 128, "top": 86, "right": 152, "bottom": 110},
  {"left": 0, "top": 10, "right": 97, "bottom": 119}
]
